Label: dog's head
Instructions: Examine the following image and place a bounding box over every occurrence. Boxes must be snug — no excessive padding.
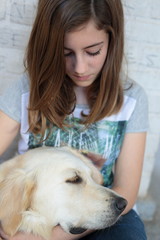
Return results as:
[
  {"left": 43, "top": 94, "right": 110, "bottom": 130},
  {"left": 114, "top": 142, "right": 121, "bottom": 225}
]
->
[{"left": 0, "top": 147, "right": 127, "bottom": 239}]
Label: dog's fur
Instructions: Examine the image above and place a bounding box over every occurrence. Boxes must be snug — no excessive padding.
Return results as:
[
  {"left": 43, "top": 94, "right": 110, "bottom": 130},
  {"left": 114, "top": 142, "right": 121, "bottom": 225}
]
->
[{"left": 0, "top": 147, "right": 127, "bottom": 239}]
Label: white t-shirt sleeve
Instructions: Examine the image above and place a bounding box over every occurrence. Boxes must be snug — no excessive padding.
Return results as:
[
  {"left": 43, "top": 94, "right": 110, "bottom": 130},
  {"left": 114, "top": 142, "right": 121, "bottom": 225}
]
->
[
  {"left": 125, "top": 81, "right": 149, "bottom": 133},
  {"left": 0, "top": 74, "right": 28, "bottom": 123}
]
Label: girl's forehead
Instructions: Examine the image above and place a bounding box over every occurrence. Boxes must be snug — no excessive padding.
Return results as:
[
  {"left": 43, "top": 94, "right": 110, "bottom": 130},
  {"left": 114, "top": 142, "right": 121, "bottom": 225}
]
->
[{"left": 64, "top": 20, "right": 107, "bottom": 48}]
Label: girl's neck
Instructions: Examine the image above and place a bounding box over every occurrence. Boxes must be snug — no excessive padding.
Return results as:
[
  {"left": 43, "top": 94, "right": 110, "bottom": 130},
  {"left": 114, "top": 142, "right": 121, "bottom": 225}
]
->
[{"left": 74, "top": 86, "right": 88, "bottom": 105}]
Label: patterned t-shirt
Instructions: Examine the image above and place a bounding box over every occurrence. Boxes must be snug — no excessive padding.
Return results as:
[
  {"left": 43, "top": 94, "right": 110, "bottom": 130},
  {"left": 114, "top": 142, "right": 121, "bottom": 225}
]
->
[{"left": 0, "top": 74, "right": 149, "bottom": 186}]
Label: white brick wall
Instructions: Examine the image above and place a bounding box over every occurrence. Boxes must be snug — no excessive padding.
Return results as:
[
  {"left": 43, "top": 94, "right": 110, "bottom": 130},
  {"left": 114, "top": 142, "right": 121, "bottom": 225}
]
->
[
  {"left": 0, "top": 0, "right": 37, "bottom": 92},
  {"left": 0, "top": 0, "right": 160, "bottom": 198},
  {"left": 122, "top": 0, "right": 160, "bottom": 197}
]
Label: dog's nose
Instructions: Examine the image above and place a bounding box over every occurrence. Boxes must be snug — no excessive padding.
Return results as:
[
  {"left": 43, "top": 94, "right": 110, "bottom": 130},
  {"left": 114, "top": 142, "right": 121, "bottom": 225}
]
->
[
  {"left": 115, "top": 197, "right": 128, "bottom": 213},
  {"left": 69, "top": 227, "right": 87, "bottom": 234}
]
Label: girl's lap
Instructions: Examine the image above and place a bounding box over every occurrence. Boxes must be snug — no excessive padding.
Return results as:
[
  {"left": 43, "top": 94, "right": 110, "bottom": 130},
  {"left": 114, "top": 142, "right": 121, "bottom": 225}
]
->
[{"left": 80, "top": 209, "right": 147, "bottom": 240}]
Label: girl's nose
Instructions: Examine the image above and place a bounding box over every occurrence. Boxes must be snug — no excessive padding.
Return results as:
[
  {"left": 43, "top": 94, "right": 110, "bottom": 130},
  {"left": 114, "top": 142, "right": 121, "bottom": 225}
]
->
[{"left": 73, "top": 55, "right": 87, "bottom": 75}]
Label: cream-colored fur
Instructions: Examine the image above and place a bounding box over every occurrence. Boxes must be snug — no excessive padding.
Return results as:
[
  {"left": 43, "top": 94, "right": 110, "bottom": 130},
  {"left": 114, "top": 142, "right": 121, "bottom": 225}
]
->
[{"left": 0, "top": 147, "right": 127, "bottom": 239}]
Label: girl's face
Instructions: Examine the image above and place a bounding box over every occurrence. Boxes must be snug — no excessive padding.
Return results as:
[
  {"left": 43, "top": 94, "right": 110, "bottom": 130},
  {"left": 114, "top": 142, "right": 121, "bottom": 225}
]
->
[{"left": 64, "top": 20, "right": 109, "bottom": 88}]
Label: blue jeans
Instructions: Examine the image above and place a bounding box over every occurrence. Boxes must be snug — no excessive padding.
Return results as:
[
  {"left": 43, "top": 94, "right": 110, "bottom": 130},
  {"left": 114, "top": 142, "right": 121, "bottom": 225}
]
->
[{"left": 80, "top": 209, "right": 147, "bottom": 240}]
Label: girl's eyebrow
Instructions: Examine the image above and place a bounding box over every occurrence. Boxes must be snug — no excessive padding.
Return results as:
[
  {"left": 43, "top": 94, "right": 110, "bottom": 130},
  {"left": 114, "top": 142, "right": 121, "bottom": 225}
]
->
[{"left": 64, "top": 41, "right": 103, "bottom": 50}]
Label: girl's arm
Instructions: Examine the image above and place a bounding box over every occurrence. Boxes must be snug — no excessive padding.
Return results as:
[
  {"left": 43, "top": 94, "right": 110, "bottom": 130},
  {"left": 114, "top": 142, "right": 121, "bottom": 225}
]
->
[
  {"left": 1, "top": 227, "right": 92, "bottom": 240},
  {"left": 0, "top": 110, "right": 20, "bottom": 156},
  {"left": 112, "top": 132, "right": 147, "bottom": 214}
]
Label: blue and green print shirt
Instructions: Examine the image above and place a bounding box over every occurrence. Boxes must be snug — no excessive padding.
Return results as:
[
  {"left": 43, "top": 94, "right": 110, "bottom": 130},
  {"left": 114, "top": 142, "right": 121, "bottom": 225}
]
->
[{"left": 0, "top": 74, "right": 148, "bottom": 186}]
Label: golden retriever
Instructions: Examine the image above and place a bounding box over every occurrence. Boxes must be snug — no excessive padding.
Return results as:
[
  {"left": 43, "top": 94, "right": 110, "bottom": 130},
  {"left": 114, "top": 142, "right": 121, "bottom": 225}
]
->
[{"left": 0, "top": 147, "right": 127, "bottom": 239}]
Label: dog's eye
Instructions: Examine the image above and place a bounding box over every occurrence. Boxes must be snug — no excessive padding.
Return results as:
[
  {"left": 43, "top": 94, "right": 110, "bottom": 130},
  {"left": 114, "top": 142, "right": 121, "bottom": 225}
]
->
[{"left": 66, "top": 175, "right": 82, "bottom": 184}]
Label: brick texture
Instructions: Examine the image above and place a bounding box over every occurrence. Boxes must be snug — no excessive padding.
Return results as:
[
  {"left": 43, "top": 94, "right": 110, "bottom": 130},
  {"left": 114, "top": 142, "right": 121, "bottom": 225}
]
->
[{"left": 123, "top": 0, "right": 160, "bottom": 197}]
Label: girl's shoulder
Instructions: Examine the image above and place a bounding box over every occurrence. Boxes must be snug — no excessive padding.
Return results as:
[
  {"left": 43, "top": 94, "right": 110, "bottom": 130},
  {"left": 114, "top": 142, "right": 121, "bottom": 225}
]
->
[
  {"left": 123, "top": 78, "right": 148, "bottom": 103},
  {"left": 0, "top": 73, "right": 29, "bottom": 123},
  {"left": 122, "top": 78, "right": 149, "bottom": 132},
  {"left": 16, "top": 72, "right": 29, "bottom": 94}
]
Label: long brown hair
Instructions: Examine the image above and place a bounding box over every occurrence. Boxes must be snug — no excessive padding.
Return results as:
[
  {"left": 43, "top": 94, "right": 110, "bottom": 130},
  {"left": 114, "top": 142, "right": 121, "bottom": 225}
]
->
[{"left": 25, "top": 0, "right": 124, "bottom": 136}]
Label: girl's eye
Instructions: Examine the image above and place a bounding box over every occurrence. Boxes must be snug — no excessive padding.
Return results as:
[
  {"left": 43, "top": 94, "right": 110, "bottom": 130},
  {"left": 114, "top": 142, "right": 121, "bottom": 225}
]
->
[
  {"left": 64, "top": 52, "right": 73, "bottom": 57},
  {"left": 64, "top": 49, "right": 102, "bottom": 57},
  {"left": 87, "top": 50, "right": 101, "bottom": 56}
]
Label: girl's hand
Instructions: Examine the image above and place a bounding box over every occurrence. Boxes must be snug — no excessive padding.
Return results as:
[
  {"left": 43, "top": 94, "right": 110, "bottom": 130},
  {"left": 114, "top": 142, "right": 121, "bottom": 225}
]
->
[
  {"left": 0, "top": 231, "right": 44, "bottom": 240},
  {"left": 0, "top": 227, "right": 9, "bottom": 240},
  {"left": 81, "top": 151, "right": 106, "bottom": 170}
]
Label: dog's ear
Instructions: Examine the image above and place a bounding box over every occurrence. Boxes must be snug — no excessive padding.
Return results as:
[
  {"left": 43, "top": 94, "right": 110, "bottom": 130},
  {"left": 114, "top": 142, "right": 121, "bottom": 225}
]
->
[
  {"left": 83, "top": 158, "right": 103, "bottom": 185},
  {"left": 79, "top": 153, "right": 103, "bottom": 185},
  {"left": 0, "top": 169, "right": 35, "bottom": 236},
  {"left": 0, "top": 155, "right": 23, "bottom": 182},
  {"left": 67, "top": 148, "right": 104, "bottom": 185}
]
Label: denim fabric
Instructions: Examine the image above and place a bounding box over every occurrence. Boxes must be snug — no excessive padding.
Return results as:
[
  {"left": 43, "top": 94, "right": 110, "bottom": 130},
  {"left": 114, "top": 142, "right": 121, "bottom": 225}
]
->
[{"left": 80, "top": 209, "right": 147, "bottom": 240}]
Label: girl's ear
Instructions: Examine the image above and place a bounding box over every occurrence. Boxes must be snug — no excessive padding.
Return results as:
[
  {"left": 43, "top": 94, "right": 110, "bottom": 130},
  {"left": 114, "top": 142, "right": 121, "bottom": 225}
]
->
[{"left": 0, "top": 169, "right": 35, "bottom": 236}]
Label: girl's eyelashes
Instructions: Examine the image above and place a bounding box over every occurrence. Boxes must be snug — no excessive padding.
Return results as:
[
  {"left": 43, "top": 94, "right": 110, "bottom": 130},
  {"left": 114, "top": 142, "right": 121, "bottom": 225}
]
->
[
  {"left": 87, "top": 49, "right": 101, "bottom": 56},
  {"left": 64, "top": 49, "right": 102, "bottom": 57},
  {"left": 64, "top": 52, "right": 73, "bottom": 57}
]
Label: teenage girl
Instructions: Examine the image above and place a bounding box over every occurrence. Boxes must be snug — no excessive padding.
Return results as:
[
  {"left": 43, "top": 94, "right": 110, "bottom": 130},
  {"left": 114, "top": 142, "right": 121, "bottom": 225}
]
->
[{"left": 0, "top": 0, "right": 148, "bottom": 239}]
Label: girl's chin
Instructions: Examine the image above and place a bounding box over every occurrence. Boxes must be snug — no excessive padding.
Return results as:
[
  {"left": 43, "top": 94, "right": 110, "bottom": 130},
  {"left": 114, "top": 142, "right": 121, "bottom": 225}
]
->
[
  {"left": 72, "top": 78, "right": 95, "bottom": 88},
  {"left": 74, "top": 81, "right": 93, "bottom": 88}
]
